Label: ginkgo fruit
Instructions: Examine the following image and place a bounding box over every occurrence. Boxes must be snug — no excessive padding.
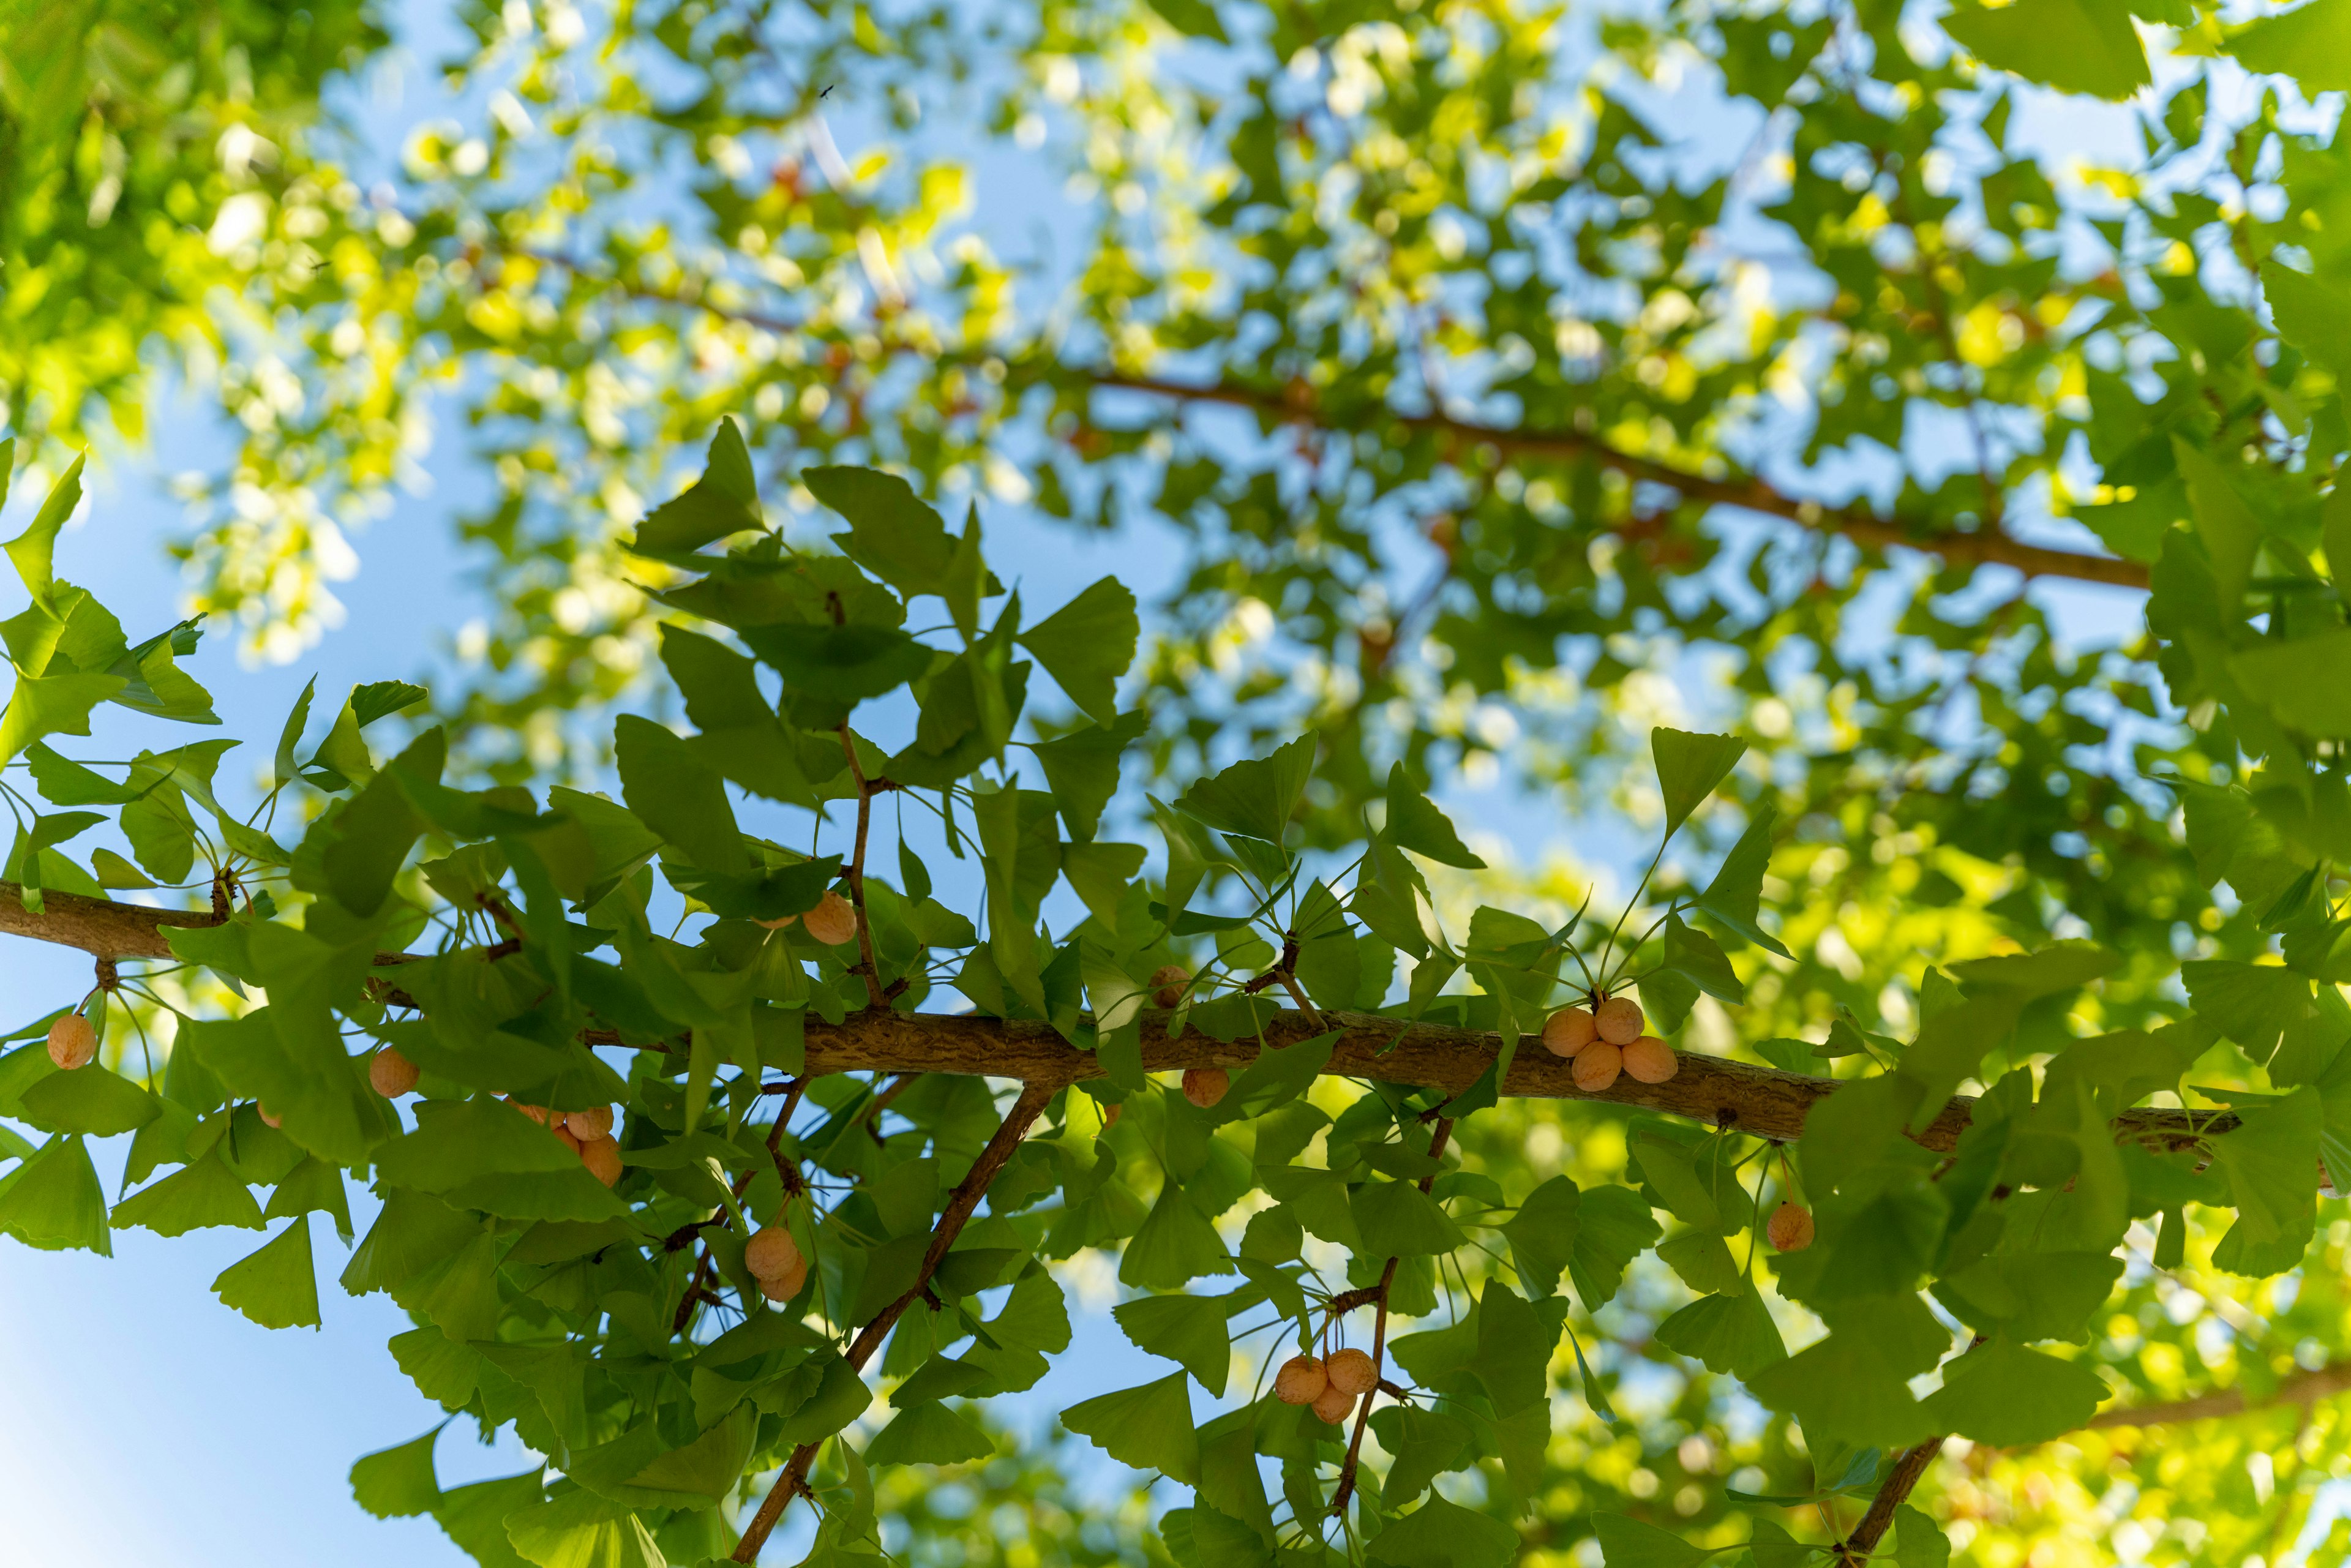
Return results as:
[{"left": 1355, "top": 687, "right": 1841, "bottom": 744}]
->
[
  {"left": 801, "top": 891, "right": 858, "bottom": 946},
  {"left": 506, "top": 1098, "right": 549, "bottom": 1124},
  {"left": 564, "top": 1104, "right": 615, "bottom": 1139},
  {"left": 755, "top": 1252, "right": 810, "bottom": 1301},
  {"left": 1182, "top": 1067, "right": 1229, "bottom": 1108},
  {"left": 745, "top": 1224, "right": 804, "bottom": 1282},
  {"left": 369, "top": 1045, "right": 420, "bottom": 1098},
  {"left": 1150, "top": 964, "right": 1191, "bottom": 1008},
  {"left": 1621, "top": 1035, "right": 1678, "bottom": 1084},
  {"left": 1572, "top": 1040, "right": 1623, "bottom": 1092},
  {"left": 550, "top": 1122, "right": 582, "bottom": 1155},
  {"left": 46, "top": 1013, "right": 96, "bottom": 1070},
  {"left": 753, "top": 911, "right": 797, "bottom": 931},
  {"left": 1311, "top": 1382, "right": 1356, "bottom": 1425},
  {"left": 1594, "top": 995, "right": 1644, "bottom": 1045},
  {"left": 1274, "top": 1354, "right": 1329, "bottom": 1405},
  {"left": 1768, "top": 1201, "right": 1815, "bottom": 1252},
  {"left": 578, "top": 1134, "right": 623, "bottom": 1187},
  {"left": 1542, "top": 1007, "right": 1596, "bottom": 1057},
  {"left": 1324, "top": 1346, "right": 1377, "bottom": 1397}
]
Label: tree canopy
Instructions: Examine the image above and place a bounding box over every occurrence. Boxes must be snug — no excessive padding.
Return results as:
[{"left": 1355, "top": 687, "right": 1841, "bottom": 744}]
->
[{"left": 10, "top": 1, "right": 2351, "bottom": 1565}]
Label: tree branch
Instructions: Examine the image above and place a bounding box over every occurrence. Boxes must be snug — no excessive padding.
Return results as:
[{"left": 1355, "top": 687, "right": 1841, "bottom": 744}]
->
[
  {"left": 1082, "top": 371, "right": 2150, "bottom": 591},
  {"left": 1331, "top": 1116, "right": 1453, "bottom": 1517},
  {"left": 2083, "top": 1360, "right": 2351, "bottom": 1431},
  {"left": 1837, "top": 1436, "right": 1944, "bottom": 1564},
  {"left": 1, "top": 889, "right": 2252, "bottom": 1165},
  {"left": 729, "top": 1080, "right": 1054, "bottom": 1562}
]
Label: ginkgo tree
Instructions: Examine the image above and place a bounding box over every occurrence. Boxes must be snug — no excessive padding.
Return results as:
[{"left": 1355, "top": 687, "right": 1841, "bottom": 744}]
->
[{"left": 3, "top": 408, "right": 2349, "bottom": 1568}]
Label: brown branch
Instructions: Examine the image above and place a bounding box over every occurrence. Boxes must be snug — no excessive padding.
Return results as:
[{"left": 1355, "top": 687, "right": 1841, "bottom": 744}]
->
[
  {"left": 2084, "top": 1360, "right": 2351, "bottom": 1431},
  {"left": 1084, "top": 372, "right": 2149, "bottom": 591},
  {"left": 0, "top": 890, "right": 2259, "bottom": 1168},
  {"left": 838, "top": 726, "right": 888, "bottom": 1011},
  {"left": 730, "top": 1080, "right": 1054, "bottom": 1563},
  {"left": 1837, "top": 1436, "right": 1944, "bottom": 1564},
  {"left": 1331, "top": 1116, "right": 1453, "bottom": 1517}
]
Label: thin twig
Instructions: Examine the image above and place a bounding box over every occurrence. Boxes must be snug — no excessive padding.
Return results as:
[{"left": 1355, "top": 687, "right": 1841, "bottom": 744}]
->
[
  {"left": 1836, "top": 1436, "right": 1944, "bottom": 1563},
  {"left": 1330, "top": 1116, "right": 1453, "bottom": 1516},
  {"left": 729, "top": 1081, "right": 1055, "bottom": 1562}
]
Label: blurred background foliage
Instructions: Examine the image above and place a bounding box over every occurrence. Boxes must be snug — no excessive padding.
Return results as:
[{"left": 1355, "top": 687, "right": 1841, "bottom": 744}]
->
[{"left": 11, "top": 0, "right": 2351, "bottom": 1562}]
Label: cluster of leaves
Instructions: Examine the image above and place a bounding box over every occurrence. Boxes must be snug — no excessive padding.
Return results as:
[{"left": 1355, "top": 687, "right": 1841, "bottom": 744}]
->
[{"left": 0, "top": 429, "right": 2347, "bottom": 1568}]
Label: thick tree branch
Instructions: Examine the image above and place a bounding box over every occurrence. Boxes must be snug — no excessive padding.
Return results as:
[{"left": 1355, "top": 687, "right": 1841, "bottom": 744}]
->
[
  {"left": 7, "top": 889, "right": 2248, "bottom": 1163},
  {"left": 1084, "top": 372, "right": 2150, "bottom": 591},
  {"left": 730, "top": 1081, "right": 1054, "bottom": 1562}
]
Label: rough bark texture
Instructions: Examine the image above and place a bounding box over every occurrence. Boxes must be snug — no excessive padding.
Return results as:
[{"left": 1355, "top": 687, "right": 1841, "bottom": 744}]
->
[{"left": 9, "top": 883, "right": 2241, "bottom": 1157}]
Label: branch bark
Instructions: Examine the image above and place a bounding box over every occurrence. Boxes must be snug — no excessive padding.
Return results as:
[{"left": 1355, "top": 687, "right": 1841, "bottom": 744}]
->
[
  {"left": 1331, "top": 1116, "right": 1453, "bottom": 1517},
  {"left": 2083, "top": 1360, "right": 2351, "bottom": 1431},
  {"left": 1837, "top": 1436, "right": 1944, "bottom": 1564},
  {"left": 1082, "top": 372, "right": 2150, "bottom": 591},
  {"left": 729, "top": 1080, "right": 1054, "bottom": 1562},
  {"left": 11, "top": 888, "right": 2248, "bottom": 1162}
]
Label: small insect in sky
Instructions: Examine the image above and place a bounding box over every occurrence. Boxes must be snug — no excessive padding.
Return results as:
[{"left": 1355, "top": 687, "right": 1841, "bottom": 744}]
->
[{"left": 819, "top": 84, "right": 836, "bottom": 100}]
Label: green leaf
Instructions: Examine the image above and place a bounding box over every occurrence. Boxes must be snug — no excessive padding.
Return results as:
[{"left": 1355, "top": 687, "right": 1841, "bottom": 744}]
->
[
  {"left": 636, "top": 418, "right": 762, "bottom": 552},
  {"left": 2210, "top": 1084, "right": 2323, "bottom": 1275},
  {"left": 739, "top": 622, "right": 934, "bottom": 709},
  {"left": 0, "top": 1133, "right": 111, "bottom": 1254},
  {"left": 1919, "top": 1341, "right": 2108, "bottom": 1446},
  {"left": 1366, "top": 1496, "right": 1522, "bottom": 1568},
  {"left": 1694, "top": 805, "right": 1790, "bottom": 956},
  {"left": 1942, "top": 0, "right": 2150, "bottom": 99},
  {"left": 1017, "top": 576, "right": 1137, "bottom": 724},
  {"left": 112, "top": 1147, "right": 264, "bottom": 1236},
  {"left": 0, "top": 668, "right": 129, "bottom": 765},
  {"left": 615, "top": 713, "right": 747, "bottom": 876},
  {"left": 866, "top": 1400, "right": 997, "bottom": 1466},
  {"left": 350, "top": 1425, "right": 444, "bottom": 1519},
  {"left": 1591, "top": 1512, "right": 1712, "bottom": 1568},
  {"left": 1382, "top": 763, "right": 1483, "bottom": 868},
  {"left": 1115, "top": 1292, "right": 1239, "bottom": 1395},
  {"left": 1568, "top": 1185, "right": 1663, "bottom": 1311},
  {"left": 1662, "top": 915, "right": 1743, "bottom": 1003},
  {"left": 350, "top": 680, "right": 427, "bottom": 729},
  {"left": 2173, "top": 439, "right": 2260, "bottom": 613},
  {"left": 1651, "top": 729, "right": 1746, "bottom": 841},
  {"left": 212, "top": 1217, "right": 323, "bottom": 1329},
  {"left": 2, "top": 452, "right": 78, "bottom": 602},
  {"left": 1061, "top": 1371, "right": 1199, "bottom": 1484},
  {"left": 1894, "top": 1504, "right": 1951, "bottom": 1568},
  {"left": 1032, "top": 711, "right": 1148, "bottom": 841},
  {"left": 1351, "top": 1177, "right": 1465, "bottom": 1258},
  {"left": 809, "top": 465, "right": 957, "bottom": 598},
  {"left": 17, "top": 1062, "right": 160, "bottom": 1136},
  {"left": 502, "top": 1486, "right": 667, "bottom": 1568},
  {"left": 1504, "top": 1175, "right": 1582, "bottom": 1297},
  {"left": 1120, "top": 1180, "right": 1236, "bottom": 1289},
  {"left": 1370, "top": 1406, "right": 1473, "bottom": 1504},
  {"left": 2229, "top": 1, "right": 2351, "bottom": 95},
  {"left": 1470, "top": 1281, "right": 1557, "bottom": 1415},
  {"left": 1176, "top": 735, "right": 1314, "bottom": 845},
  {"left": 2230, "top": 631, "right": 2351, "bottom": 737},
  {"left": 1654, "top": 1286, "right": 1787, "bottom": 1379}
]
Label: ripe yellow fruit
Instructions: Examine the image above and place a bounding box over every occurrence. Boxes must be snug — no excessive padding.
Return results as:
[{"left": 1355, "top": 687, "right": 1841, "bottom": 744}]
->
[
  {"left": 1274, "top": 1354, "right": 1329, "bottom": 1406},
  {"left": 579, "top": 1134, "right": 624, "bottom": 1187},
  {"left": 46, "top": 1013, "right": 97, "bottom": 1070},
  {"left": 1150, "top": 964, "right": 1191, "bottom": 1009},
  {"left": 756, "top": 1251, "right": 811, "bottom": 1301},
  {"left": 258, "top": 1104, "right": 282, "bottom": 1130},
  {"left": 551, "top": 1123, "right": 582, "bottom": 1155},
  {"left": 1572, "top": 1040, "right": 1623, "bottom": 1092},
  {"left": 1594, "top": 996, "right": 1645, "bottom": 1045},
  {"left": 801, "top": 890, "right": 858, "bottom": 947},
  {"left": 1768, "top": 1201, "right": 1815, "bottom": 1252},
  {"left": 1324, "top": 1347, "right": 1377, "bottom": 1397},
  {"left": 1311, "top": 1382, "right": 1356, "bottom": 1425},
  {"left": 754, "top": 912, "right": 797, "bottom": 931},
  {"left": 1542, "top": 1007, "right": 1597, "bottom": 1058},
  {"left": 1621, "top": 1035, "right": 1678, "bottom": 1084},
  {"left": 369, "top": 1045, "right": 420, "bottom": 1098},
  {"left": 745, "top": 1225, "right": 804, "bottom": 1282},
  {"left": 1182, "top": 1067, "right": 1229, "bottom": 1108},
  {"left": 506, "top": 1098, "right": 549, "bottom": 1124},
  {"left": 564, "top": 1104, "right": 615, "bottom": 1139}
]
